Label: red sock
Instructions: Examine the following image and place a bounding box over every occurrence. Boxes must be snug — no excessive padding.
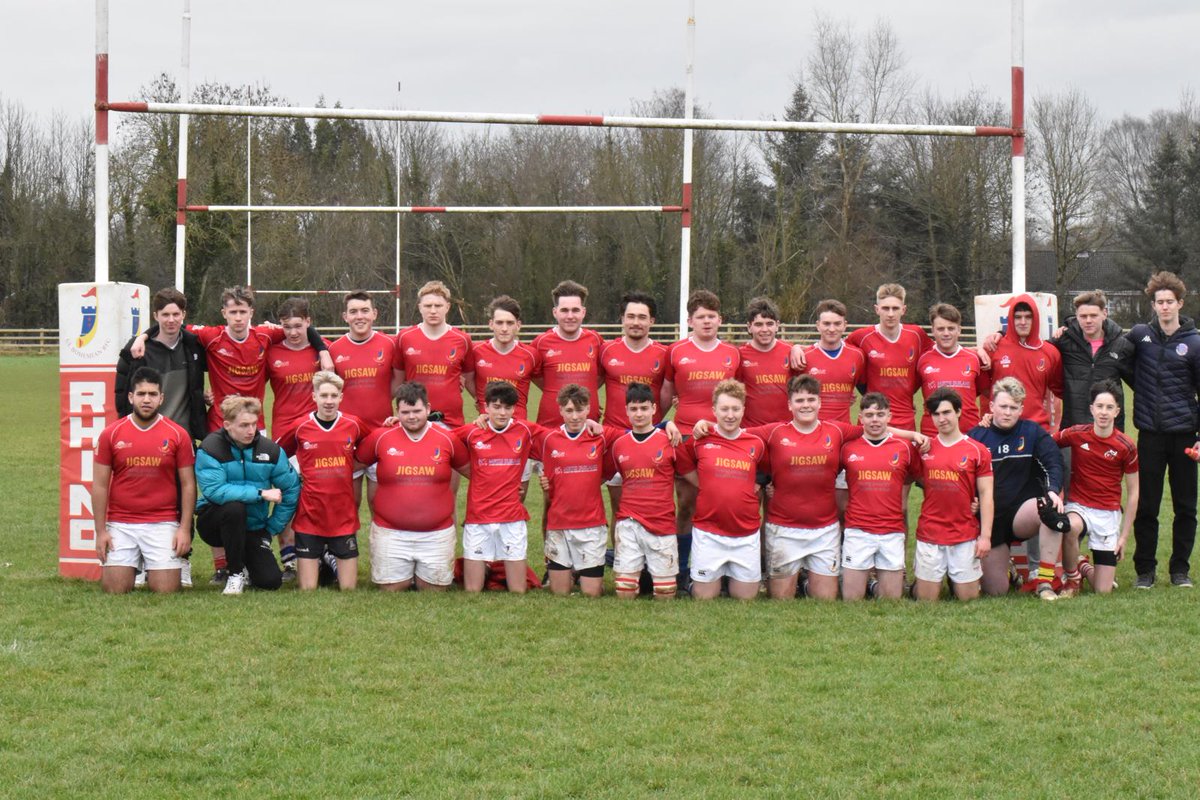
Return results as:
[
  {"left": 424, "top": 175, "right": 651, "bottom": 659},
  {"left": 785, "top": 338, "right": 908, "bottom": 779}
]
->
[{"left": 213, "top": 554, "right": 228, "bottom": 571}]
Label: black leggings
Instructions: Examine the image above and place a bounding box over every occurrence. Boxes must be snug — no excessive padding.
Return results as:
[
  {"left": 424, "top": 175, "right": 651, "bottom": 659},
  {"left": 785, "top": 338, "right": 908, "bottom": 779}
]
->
[{"left": 196, "top": 501, "right": 282, "bottom": 590}]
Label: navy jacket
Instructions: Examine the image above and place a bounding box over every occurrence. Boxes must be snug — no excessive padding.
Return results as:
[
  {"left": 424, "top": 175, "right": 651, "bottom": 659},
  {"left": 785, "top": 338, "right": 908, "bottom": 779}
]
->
[
  {"left": 969, "top": 420, "right": 1063, "bottom": 507},
  {"left": 1125, "top": 316, "right": 1200, "bottom": 434},
  {"left": 196, "top": 429, "right": 300, "bottom": 535}
]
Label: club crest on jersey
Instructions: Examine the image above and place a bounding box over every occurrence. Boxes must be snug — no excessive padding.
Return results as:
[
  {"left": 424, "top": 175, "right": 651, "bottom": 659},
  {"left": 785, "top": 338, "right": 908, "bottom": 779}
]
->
[
  {"left": 749, "top": 445, "right": 758, "bottom": 458},
  {"left": 76, "top": 286, "right": 99, "bottom": 348},
  {"left": 1036, "top": 357, "right": 1046, "bottom": 372},
  {"left": 723, "top": 355, "right": 733, "bottom": 367},
  {"left": 889, "top": 451, "right": 901, "bottom": 466},
  {"left": 431, "top": 447, "right": 443, "bottom": 462},
  {"left": 587, "top": 444, "right": 599, "bottom": 459},
  {"left": 516, "top": 363, "right": 527, "bottom": 376},
  {"left": 906, "top": 347, "right": 915, "bottom": 363},
  {"left": 1177, "top": 343, "right": 1190, "bottom": 356},
  {"left": 822, "top": 435, "right": 833, "bottom": 451},
  {"left": 344, "top": 436, "right": 354, "bottom": 451},
  {"left": 447, "top": 348, "right": 458, "bottom": 361},
  {"left": 374, "top": 349, "right": 386, "bottom": 364},
  {"left": 653, "top": 448, "right": 664, "bottom": 463},
  {"left": 1016, "top": 436, "right": 1026, "bottom": 451},
  {"left": 958, "top": 455, "right": 970, "bottom": 468},
  {"left": 513, "top": 438, "right": 524, "bottom": 453},
  {"left": 652, "top": 359, "right": 662, "bottom": 372},
  {"left": 961, "top": 364, "right": 974, "bottom": 376},
  {"left": 159, "top": 439, "right": 171, "bottom": 454},
  {"left": 1104, "top": 449, "right": 1119, "bottom": 459},
  {"left": 587, "top": 345, "right": 595, "bottom": 357}
]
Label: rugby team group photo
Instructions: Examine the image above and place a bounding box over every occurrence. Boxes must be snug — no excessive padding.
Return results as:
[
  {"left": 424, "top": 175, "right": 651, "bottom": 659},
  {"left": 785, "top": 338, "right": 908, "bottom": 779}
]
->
[{"left": 95, "top": 271, "right": 1198, "bottom": 603}]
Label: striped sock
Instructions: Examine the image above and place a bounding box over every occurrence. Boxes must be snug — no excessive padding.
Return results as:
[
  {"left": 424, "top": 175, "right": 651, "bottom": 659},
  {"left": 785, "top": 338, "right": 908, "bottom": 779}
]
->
[
  {"left": 213, "top": 554, "right": 228, "bottom": 571},
  {"left": 1037, "top": 561, "right": 1056, "bottom": 585},
  {"left": 1064, "top": 568, "right": 1081, "bottom": 583},
  {"left": 1078, "top": 557, "right": 1095, "bottom": 583},
  {"left": 280, "top": 545, "right": 297, "bottom": 568}
]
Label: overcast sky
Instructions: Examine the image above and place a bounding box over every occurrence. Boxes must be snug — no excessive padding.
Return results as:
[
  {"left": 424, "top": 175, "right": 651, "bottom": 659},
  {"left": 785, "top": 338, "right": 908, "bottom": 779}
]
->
[{"left": 4, "top": 1, "right": 1197, "bottom": 135}]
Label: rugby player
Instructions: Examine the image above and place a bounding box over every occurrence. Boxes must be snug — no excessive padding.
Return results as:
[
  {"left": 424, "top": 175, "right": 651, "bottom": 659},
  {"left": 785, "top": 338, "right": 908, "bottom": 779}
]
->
[
  {"left": 599, "top": 291, "right": 668, "bottom": 537},
  {"left": 329, "top": 291, "right": 401, "bottom": 509},
  {"left": 840, "top": 393, "right": 920, "bottom": 600},
  {"left": 737, "top": 296, "right": 796, "bottom": 427},
  {"left": 394, "top": 280, "right": 473, "bottom": 426},
  {"left": 451, "top": 381, "right": 537, "bottom": 593},
  {"left": 536, "top": 385, "right": 610, "bottom": 597},
  {"left": 93, "top": 367, "right": 196, "bottom": 594},
  {"left": 913, "top": 387, "right": 994, "bottom": 601},
  {"left": 195, "top": 396, "right": 299, "bottom": 594},
  {"left": 916, "top": 303, "right": 984, "bottom": 436},
  {"left": 843, "top": 283, "right": 932, "bottom": 431},
  {"left": 676, "top": 379, "right": 767, "bottom": 600},
  {"left": 531, "top": 280, "right": 604, "bottom": 425},
  {"left": 467, "top": 295, "right": 540, "bottom": 420},
  {"left": 358, "top": 382, "right": 469, "bottom": 591},
  {"left": 265, "top": 297, "right": 320, "bottom": 580},
  {"left": 662, "top": 290, "right": 741, "bottom": 580},
  {"left": 801, "top": 299, "right": 866, "bottom": 426},
  {"left": 604, "top": 382, "right": 683, "bottom": 600},
  {"left": 982, "top": 294, "right": 1063, "bottom": 432},
  {"left": 282, "top": 372, "right": 367, "bottom": 590},
  {"left": 968, "top": 378, "right": 1065, "bottom": 598},
  {"left": 1053, "top": 381, "right": 1140, "bottom": 595}
]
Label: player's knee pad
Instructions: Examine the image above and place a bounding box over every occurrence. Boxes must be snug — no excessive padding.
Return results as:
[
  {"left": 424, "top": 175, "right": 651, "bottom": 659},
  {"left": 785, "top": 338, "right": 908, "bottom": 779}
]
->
[
  {"left": 546, "top": 560, "right": 571, "bottom": 571},
  {"left": 1092, "top": 549, "right": 1117, "bottom": 567},
  {"left": 652, "top": 577, "right": 677, "bottom": 598},
  {"left": 614, "top": 575, "right": 639, "bottom": 595},
  {"left": 577, "top": 565, "right": 604, "bottom": 579}
]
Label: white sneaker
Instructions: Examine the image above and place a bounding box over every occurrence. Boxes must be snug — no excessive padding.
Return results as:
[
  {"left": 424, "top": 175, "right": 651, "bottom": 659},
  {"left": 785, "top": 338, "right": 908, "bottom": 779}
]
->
[
  {"left": 180, "top": 560, "right": 193, "bottom": 588},
  {"left": 222, "top": 570, "right": 247, "bottom": 595},
  {"left": 134, "top": 569, "right": 147, "bottom": 588}
]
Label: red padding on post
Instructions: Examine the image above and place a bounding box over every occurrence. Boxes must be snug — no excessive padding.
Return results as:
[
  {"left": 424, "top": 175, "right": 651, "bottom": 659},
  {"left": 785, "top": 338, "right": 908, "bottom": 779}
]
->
[
  {"left": 175, "top": 180, "right": 188, "bottom": 224},
  {"left": 537, "top": 114, "right": 604, "bottom": 126},
  {"left": 411, "top": 206, "right": 447, "bottom": 213},
  {"left": 681, "top": 184, "right": 693, "bottom": 228}
]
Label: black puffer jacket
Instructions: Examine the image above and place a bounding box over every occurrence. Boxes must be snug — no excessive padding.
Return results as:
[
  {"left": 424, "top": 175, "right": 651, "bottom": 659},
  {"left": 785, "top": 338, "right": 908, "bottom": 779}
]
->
[
  {"left": 114, "top": 330, "right": 208, "bottom": 441},
  {"left": 1125, "top": 316, "right": 1200, "bottom": 434},
  {"left": 1051, "top": 317, "right": 1134, "bottom": 430}
]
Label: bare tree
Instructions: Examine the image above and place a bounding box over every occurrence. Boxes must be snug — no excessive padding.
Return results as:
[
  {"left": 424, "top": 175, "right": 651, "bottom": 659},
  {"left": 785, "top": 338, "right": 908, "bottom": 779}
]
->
[{"left": 1029, "top": 89, "right": 1110, "bottom": 290}]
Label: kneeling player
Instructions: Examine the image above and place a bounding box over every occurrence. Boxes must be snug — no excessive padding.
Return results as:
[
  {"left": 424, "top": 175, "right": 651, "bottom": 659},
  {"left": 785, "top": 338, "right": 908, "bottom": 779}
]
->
[
  {"left": 677, "top": 380, "right": 767, "bottom": 600},
  {"left": 1054, "top": 381, "right": 1139, "bottom": 594},
  {"left": 537, "top": 385, "right": 609, "bottom": 597},
  {"left": 969, "top": 377, "right": 1065, "bottom": 598},
  {"left": 605, "top": 382, "right": 682, "bottom": 600},
  {"left": 357, "top": 382, "right": 468, "bottom": 591},
  {"left": 840, "top": 393, "right": 920, "bottom": 600},
  {"left": 452, "top": 381, "right": 536, "bottom": 593},
  {"left": 286, "top": 372, "right": 368, "bottom": 591},
  {"left": 914, "top": 388, "right": 994, "bottom": 601},
  {"left": 93, "top": 367, "right": 196, "bottom": 594}
]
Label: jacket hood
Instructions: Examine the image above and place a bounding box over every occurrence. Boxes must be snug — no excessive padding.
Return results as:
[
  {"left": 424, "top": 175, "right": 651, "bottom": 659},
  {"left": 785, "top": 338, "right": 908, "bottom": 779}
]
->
[
  {"left": 1151, "top": 314, "right": 1198, "bottom": 338},
  {"left": 1001, "top": 293, "right": 1044, "bottom": 347}
]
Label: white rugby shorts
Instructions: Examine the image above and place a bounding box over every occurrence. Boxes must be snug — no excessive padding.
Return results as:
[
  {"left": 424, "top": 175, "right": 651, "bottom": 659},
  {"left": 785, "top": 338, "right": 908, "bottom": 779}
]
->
[
  {"left": 462, "top": 521, "right": 528, "bottom": 562},
  {"left": 914, "top": 539, "right": 981, "bottom": 584},
  {"left": 690, "top": 527, "right": 762, "bottom": 584},
  {"left": 544, "top": 526, "right": 607, "bottom": 570},
  {"left": 613, "top": 518, "right": 677, "bottom": 577},
  {"left": 841, "top": 528, "right": 906, "bottom": 573},
  {"left": 369, "top": 522, "right": 456, "bottom": 586},
  {"left": 765, "top": 521, "right": 840, "bottom": 577},
  {"left": 104, "top": 521, "right": 185, "bottom": 571},
  {"left": 1065, "top": 502, "right": 1122, "bottom": 553}
]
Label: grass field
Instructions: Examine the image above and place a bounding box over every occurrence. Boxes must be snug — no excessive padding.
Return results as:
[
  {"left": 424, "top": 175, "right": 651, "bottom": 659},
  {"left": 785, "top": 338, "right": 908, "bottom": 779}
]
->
[{"left": 3, "top": 355, "right": 1200, "bottom": 798}]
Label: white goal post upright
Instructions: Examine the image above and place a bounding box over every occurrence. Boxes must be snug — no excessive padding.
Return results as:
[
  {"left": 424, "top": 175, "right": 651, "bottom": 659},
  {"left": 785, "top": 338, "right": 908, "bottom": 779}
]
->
[
  {"left": 1011, "top": 0, "right": 1026, "bottom": 294},
  {"left": 174, "top": 0, "right": 191, "bottom": 292},
  {"left": 678, "top": 0, "right": 696, "bottom": 340}
]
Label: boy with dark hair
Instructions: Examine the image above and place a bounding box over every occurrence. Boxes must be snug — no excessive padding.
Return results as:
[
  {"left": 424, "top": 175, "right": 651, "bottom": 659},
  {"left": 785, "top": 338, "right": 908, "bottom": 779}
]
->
[{"left": 738, "top": 295, "right": 797, "bottom": 427}]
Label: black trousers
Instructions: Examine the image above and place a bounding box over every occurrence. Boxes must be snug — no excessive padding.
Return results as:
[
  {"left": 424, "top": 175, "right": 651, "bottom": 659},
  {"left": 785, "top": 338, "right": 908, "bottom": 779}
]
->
[
  {"left": 196, "top": 501, "right": 282, "bottom": 590},
  {"left": 1133, "top": 430, "right": 1198, "bottom": 577}
]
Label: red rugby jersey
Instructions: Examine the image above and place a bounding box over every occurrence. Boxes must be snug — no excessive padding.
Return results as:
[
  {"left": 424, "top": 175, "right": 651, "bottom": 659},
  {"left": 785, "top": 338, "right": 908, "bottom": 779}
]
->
[
  {"left": 846, "top": 324, "right": 931, "bottom": 430},
  {"left": 266, "top": 341, "right": 320, "bottom": 451},
  {"left": 531, "top": 327, "right": 604, "bottom": 424},
  {"left": 604, "top": 427, "right": 679, "bottom": 536},
  {"left": 916, "top": 435, "right": 993, "bottom": 545},
  {"left": 916, "top": 346, "right": 984, "bottom": 436},
  {"left": 451, "top": 419, "right": 535, "bottom": 524},
  {"left": 356, "top": 423, "right": 469, "bottom": 532},
  {"left": 676, "top": 429, "right": 767, "bottom": 536},
  {"left": 534, "top": 426, "right": 609, "bottom": 530},
  {"left": 802, "top": 342, "right": 866, "bottom": 424},
  {"left": 842, "top": 434, "right": 919, "bottom": 535},
  {"left": 289, "top": 412, "right": 367, "bottom": 538},
  {"left": 738, "top": 340, "right": 797, "bottom": 427},
  {"left": 986, "top": 342, "right": 1064, "bottom": 431},
  {"left": 329, "top": 331, "right": 396, "bottom": 430},
  {"left": 393, "top": 325, "right": 472, "bottom": 426},
  {"left": 749, "top": 419, "right": 861, "bottom": 529},
  {"left": 664, "top": 338, "right": 741, "bottom": 434},
  {"left": 94, "top": 415, "right": 195, "bottom": 523},
  {"left": 466, "top": 339, "right": 540, "bottom": 419},
  {"left": 600, "top": 338, "right": 668, "bottom": 428},
  {"left": 192, "top": 325, "right": 283, "bottom": 431},
  {"left": 1054, "top": 425, "right": 1138, "bottom": 510}
]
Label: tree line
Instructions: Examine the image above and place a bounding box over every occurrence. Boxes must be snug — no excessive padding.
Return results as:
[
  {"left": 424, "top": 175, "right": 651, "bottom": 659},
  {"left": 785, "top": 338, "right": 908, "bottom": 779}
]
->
[{"left": 2, "top": 18, "right": 1199, "bottom": 330}]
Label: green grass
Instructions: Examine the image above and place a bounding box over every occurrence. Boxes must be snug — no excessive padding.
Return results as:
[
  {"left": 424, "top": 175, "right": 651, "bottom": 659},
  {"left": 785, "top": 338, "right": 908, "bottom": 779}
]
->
[{"left": 3, "top": 355, "right": 1200, "bottom": 798}]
